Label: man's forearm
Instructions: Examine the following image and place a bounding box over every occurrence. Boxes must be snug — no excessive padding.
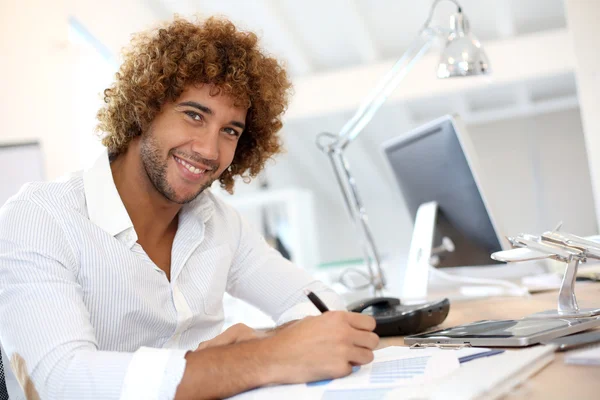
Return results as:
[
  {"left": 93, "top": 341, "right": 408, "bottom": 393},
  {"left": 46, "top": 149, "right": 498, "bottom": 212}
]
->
[{"left": 174, "top": 338, "right": 281, "bottom": 400}]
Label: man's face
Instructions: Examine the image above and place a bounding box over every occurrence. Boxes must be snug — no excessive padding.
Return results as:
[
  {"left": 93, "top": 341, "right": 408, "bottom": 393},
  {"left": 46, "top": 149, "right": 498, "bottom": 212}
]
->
[{"left": 140, "top": 84, "right": 247, "bottom": 204}]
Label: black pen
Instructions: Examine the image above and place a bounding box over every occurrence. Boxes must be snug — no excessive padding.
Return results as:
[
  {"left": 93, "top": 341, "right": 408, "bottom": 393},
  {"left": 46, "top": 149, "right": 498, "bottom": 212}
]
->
[{"left": 305, "top": 289, "right": 329, "bottom": 313}]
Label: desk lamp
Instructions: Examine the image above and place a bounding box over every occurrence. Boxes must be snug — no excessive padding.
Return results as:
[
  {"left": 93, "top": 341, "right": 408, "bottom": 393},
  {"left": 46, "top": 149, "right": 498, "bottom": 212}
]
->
[{"left": 316, "top": 0, "right": 491, "bottom": 297}]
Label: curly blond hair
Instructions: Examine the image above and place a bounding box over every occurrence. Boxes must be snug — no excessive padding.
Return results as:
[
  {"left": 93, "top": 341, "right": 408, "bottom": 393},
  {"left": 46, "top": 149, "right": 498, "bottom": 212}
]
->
[{"left": 97, "top": 16, "right": 292, "bottom": 192}]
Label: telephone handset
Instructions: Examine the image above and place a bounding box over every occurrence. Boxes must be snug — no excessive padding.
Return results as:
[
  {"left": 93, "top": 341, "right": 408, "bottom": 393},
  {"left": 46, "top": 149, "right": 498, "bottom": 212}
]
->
[{"left": 348, "top": 296, "right": 450, "bottom": 337}]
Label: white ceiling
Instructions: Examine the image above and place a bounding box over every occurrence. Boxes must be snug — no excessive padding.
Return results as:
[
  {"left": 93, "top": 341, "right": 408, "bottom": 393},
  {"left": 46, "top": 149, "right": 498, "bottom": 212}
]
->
[{"left": 148, "top": 0, "right": 567, "bottom": 77}]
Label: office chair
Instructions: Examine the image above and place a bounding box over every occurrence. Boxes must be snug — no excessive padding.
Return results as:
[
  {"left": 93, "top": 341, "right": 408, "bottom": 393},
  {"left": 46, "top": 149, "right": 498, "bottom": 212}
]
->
[{"left": 0, "top": 356, "right": 8, "bottom": 400}]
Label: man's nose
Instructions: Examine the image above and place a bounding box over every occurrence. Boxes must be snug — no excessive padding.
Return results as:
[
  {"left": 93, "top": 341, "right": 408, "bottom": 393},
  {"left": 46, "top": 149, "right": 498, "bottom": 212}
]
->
[{"left": 190, "top": 129, "right": 219, "bottom": 161}]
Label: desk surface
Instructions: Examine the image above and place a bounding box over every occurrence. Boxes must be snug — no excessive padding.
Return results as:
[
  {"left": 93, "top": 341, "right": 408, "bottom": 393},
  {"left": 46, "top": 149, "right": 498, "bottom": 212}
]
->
[{"left": 379, "top": 282, "right": 600, "bottom": 399}]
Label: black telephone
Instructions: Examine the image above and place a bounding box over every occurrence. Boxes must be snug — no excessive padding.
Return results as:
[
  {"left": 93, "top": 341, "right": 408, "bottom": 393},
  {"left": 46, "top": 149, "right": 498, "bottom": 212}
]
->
[{"left": 348, "top": 296, "right": 450, "bottom": 337}]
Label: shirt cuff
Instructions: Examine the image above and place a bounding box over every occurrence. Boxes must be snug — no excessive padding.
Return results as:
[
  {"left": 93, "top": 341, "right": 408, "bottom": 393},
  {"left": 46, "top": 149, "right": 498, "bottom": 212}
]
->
[
  {"left": 276, "top": 291, "right": 346, "bottom": 325},
  {"left": 120, "top": 347, "right": 187, "bottom": 400}
]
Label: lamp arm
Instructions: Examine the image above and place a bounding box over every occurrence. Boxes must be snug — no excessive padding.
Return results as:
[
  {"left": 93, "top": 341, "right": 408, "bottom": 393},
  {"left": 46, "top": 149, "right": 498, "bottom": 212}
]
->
[
  {"left": 327, "top": 27, "right": 440, "bottom": 151},
  {"left": 317, "top": 28, "right": 443, "bottom": 296},
  {"left": 326, "top": 0, "right": 466, "bottom": 151}
]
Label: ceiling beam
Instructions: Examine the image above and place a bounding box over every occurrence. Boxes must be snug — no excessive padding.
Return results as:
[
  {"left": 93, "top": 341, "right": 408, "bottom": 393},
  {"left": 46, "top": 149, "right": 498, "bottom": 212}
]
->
[
  {"left": 452, "top": 95, "right": 472, "bottom": 121},
  {"left": 286, "top": 29, "right": 574, "bottom": 121},
  {"left": 463, "top": 95, "right": 579, "bottom": 125},
  {"left": 494, "top": 0, "right": 516, "bottom": 38},
  {"left": 345, "top": 0, "right": 379, "bottom": 63},
  {"left": 515, "top": 86, "right": 533, "bottom": 110},
  {"left": 255, "top": 0, "right": 314, "bottom": 76}
]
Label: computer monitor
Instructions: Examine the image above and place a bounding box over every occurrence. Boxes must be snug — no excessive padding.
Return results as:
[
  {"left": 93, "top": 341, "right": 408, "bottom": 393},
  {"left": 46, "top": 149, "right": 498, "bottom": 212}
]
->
[{"left": 381, "top": 115, "right": 508, "bottom": 297}]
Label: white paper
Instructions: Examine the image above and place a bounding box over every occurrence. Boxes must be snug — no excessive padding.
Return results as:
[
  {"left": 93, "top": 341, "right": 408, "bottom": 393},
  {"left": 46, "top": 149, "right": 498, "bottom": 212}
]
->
[{"left": 228, "top": 347, "right": 461, "bottom": 399}]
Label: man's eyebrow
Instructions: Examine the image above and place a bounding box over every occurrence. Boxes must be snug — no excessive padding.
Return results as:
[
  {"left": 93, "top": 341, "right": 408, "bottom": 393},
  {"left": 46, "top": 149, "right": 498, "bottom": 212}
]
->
[
  {"left": 231, "top": 121, "right": 245, "bottom": 130},
  {"left": 178, "top": 100, "right": 245, "bottom": 130},
  {"left": 177, "top": 101, "right": 212, "bottom": 115}
]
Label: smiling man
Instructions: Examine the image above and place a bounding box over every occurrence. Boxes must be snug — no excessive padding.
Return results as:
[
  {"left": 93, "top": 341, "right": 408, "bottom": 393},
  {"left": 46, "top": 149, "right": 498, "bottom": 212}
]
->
[{"left": 0, "top": 16, "right": 378, "bottom": 400}]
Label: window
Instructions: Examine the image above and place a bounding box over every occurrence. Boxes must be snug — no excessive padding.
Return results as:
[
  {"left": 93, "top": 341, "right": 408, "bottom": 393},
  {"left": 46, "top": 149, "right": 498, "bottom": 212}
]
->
[{"left": 68, "top": 17, "right": 116, "bottom": 169}]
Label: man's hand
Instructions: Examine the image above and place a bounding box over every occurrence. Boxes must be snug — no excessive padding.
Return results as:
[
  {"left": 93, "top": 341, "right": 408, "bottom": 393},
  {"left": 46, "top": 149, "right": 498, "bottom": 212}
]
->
[
  {"left": 195, "top": 323, "right": 266, "bottom": 350},
  {"left": 176, "top": 312, "right": 378, "bottom": 400},
  {"left": 264, "top": 311, "right": 379, "bottom": 384}
]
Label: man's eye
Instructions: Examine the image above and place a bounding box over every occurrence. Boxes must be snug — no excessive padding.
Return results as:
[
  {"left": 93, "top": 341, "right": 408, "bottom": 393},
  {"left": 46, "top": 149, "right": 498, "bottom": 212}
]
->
[
  {"left": 224, "top": 128, "right": 241, "bottom": 137},
  {"left": 184, "top": 111, "right": 202, "bottom": 121}
]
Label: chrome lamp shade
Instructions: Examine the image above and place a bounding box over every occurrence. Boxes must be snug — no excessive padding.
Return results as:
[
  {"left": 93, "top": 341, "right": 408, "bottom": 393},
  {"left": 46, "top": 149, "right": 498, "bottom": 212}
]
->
[{"left": 437, "top": 11, "right": 491, "bottom": 78}]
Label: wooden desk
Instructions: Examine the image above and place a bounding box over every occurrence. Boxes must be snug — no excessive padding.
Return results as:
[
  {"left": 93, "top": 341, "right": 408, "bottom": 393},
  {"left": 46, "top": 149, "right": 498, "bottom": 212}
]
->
[{"left": 379, "top": 283, "right": 600, "bottom": 399}]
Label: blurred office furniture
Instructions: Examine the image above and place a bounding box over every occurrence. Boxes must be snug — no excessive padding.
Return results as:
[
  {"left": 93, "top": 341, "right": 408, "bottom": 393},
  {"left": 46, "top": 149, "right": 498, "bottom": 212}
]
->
[
  {"left": 0, "top": 142, "right": 45, "bottom": 206},
  {"left": 258, "top": 177, "right": 291, "bottom": 260},
  {"left": 316, "top": 0, "right": 491, "bottom": 296},
  {"left": 220, "top": 187, "right": 319, "bottom": 271},
  {"left": 379, "top": 282, "right": 600, "bottom": 399}
]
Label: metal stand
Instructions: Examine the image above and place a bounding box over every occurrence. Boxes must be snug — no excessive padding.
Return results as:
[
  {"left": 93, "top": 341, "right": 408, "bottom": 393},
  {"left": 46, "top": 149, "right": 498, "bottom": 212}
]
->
[
  {"left": 529, "top": 257, "right": 600, "bottom": 319},
  {"left": 402, "top": 202, "right": 525, "bottom": 300},
  {"left": 492, "top": 230, "right": 600, "bottom": 319}
]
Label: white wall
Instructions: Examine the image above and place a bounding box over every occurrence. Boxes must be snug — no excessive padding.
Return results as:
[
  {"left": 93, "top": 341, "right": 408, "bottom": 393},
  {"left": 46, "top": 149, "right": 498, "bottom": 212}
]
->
[
  {"left": 565, "top": 0, "right": 600, "bottom": 229},
  {"left": 469, "top": 108, "right": 597, "bottom": 236},
  {"left": 0, "top": 0, "right": 157, "bottom": 179},
  {"left": 0, "top": 0, "right": 73, "bottom": 179}
]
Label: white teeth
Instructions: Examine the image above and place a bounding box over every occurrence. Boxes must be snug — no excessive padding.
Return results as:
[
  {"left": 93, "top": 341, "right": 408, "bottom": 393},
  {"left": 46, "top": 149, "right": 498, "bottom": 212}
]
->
[{"left": 175, "top": 156, "right": 205, "bottom": 175}]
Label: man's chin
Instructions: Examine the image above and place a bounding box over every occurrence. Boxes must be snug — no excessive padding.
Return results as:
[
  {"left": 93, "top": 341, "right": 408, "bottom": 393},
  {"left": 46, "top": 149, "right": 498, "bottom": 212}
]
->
[
  {"left": 167, "top": 185, "right": 210, "bottom": 204},
  {"left": 168, "top": 192, "right": 202, "bottom": 205}
]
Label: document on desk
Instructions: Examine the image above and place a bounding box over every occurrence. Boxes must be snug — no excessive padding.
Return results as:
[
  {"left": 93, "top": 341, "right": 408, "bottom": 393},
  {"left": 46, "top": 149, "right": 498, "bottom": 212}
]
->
[
  {"left": 384, "top": 345, "right": 555, "bottom": 400},
  {"left": 228, "top": 346, "right": 464, "bottom": 399}
]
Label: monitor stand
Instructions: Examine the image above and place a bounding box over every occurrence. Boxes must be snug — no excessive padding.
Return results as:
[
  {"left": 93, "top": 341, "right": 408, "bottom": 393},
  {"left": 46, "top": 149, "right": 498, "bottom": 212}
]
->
[
  {"left": 401, "top": 202, "right": 525, "bottom": 301},
  {"left": 402, "top": 201, "right": 438, "bottom": 300}
]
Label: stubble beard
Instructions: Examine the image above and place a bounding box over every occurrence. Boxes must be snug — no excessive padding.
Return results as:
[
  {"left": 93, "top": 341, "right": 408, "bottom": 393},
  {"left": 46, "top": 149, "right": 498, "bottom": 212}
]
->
[{"left": 140, "top": 131, "right": 215, "bottom": 204}]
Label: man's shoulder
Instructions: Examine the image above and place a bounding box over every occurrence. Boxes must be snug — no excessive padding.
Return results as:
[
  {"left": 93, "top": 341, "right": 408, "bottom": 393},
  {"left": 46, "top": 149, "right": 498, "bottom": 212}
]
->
[
  {"left": 3, "top": 175, "right": 86, "bottom": 213},
  {"left": 200, "top": 189, "right": 240, "bottom": 220}
]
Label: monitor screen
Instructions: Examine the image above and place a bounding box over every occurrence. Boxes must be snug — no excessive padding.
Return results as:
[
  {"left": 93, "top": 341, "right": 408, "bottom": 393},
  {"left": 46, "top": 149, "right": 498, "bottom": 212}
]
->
[{"left": 382, "top": 115, "right": 502, "bottom": 267}]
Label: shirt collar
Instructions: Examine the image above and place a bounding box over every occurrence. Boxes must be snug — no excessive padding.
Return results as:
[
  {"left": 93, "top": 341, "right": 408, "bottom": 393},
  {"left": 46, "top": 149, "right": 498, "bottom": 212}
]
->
[
  {"left": 83, "top": 149, "right": 134, "bottom": 238},
  {"left": 83, "top": 149, "right": 216, "bottom": 238}
]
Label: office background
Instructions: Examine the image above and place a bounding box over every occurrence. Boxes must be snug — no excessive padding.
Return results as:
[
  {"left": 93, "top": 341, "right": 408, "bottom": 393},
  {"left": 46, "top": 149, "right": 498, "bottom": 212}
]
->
[{"left": 1, "top": 0, "right": 599, "bottom": 278}]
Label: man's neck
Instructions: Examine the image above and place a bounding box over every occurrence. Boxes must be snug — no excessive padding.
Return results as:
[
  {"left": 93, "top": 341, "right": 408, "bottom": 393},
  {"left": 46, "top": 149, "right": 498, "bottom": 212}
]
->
[{"left": 110, "top": 141, "right": 181, "bottom": 244}]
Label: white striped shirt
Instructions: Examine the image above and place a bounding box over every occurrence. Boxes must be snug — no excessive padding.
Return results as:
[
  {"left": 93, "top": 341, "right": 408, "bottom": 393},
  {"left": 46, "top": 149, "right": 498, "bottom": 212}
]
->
[{"left": 0, "top": 150, "right": 344, "bottom": 400}]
